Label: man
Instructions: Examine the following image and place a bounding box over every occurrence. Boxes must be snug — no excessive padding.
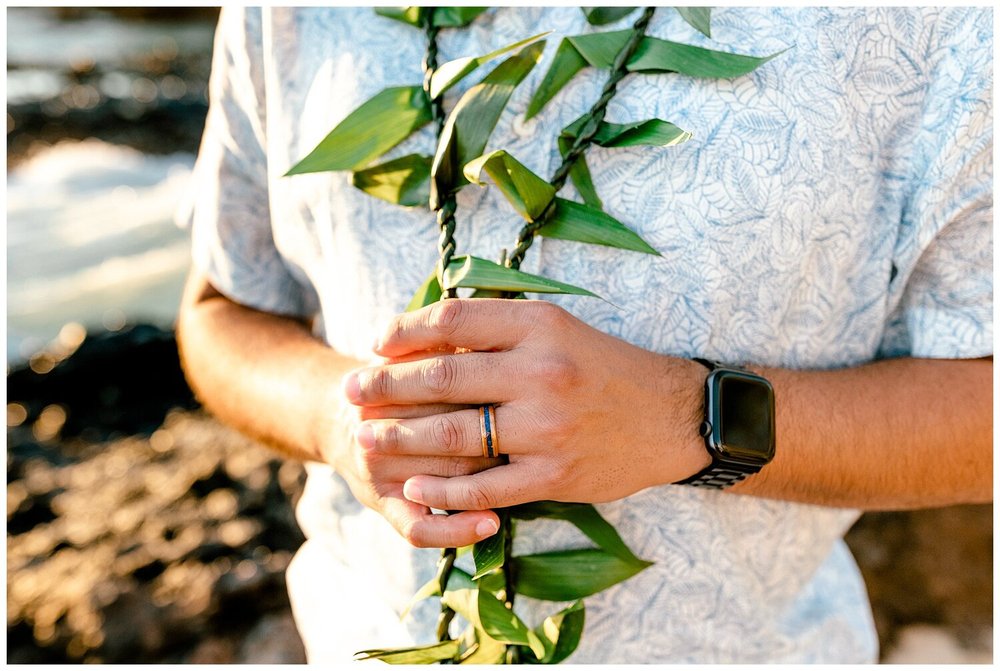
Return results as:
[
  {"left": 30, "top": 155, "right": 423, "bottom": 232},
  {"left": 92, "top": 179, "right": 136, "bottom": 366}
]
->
[{"left": 177, "top": 7, "right": 992, "bottom": 663}]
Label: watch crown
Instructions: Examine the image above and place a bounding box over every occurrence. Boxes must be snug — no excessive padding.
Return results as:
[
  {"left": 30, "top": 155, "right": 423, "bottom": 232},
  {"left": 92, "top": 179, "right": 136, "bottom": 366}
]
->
[{"left": 698, "top": 421, "right": 712, "bottom": 437}]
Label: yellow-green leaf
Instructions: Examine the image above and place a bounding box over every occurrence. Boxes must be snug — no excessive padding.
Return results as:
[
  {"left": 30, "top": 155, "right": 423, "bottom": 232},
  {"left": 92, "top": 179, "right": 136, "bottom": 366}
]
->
[
  {"left": 476, "top": 589, "right": 547, "bottom": 660},
  {"left": 352, "top": 154, "right": 431, "bottom": 207},
  {"left": 406, "top": 270, "right": 442, "bottom": 312},
  {"left": 581, "top": 7, "right": 637, "bottom": 25},
  {"left": 458, "top": 630, "right": 507, "bottom": 664},
  {"left": 431, "top": 41, "right": 546, "bottom": 207},
  {"left": 444, "top": 256, "right": 599, "bottom": 298},
  {"left": 463, "top": 150, "right": 556, "bottom": 221},
  {"left": 540, "top": 198, "right": 660, "bottom": 255},
  {"left": 675, "top": 7, "right": 712, "bottom": 38},
  {"left": 286, "top": 86, "right": 431, "bottom": 175},
  {"left": 513, "top": 548, "right": 652, "bottom": 601},
  {"left": 431, "top": 32, "right": 551, "bottom": 99},
  {"left": 535, "top": 600, "right": 585, "bottom": 663},
  {"left": 355, "top": 639, "right": 461, "bottom": 664}
]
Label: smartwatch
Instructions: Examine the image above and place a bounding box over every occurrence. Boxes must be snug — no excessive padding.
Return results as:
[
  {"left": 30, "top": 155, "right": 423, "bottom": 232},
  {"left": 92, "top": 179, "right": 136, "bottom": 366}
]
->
[{"left": 676, "top": 358, "right": 776, "bottom": 489}]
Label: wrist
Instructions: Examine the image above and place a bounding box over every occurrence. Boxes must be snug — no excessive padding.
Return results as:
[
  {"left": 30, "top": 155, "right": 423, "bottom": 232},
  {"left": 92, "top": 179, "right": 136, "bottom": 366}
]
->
[{"left": 648, "top": 355, "right": 712, "bottom": 488}]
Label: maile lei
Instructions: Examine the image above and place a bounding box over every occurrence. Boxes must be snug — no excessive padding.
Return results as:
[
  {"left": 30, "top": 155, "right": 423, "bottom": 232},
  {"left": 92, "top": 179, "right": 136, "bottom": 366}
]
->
[{"left": 287, "top": 7, "right": 779, "bottom": 664}]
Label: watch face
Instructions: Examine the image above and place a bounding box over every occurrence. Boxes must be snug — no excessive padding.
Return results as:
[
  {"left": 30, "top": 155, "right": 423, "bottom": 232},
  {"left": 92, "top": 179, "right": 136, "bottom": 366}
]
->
[{"left": 709, "top": 370, "right": 776, "bottom": 464}]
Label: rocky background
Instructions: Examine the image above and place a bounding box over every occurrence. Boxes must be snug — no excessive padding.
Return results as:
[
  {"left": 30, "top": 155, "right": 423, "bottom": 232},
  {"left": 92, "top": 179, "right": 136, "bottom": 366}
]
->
[{"left": 6, "top": 6, "right": 992, "bottom": 666}]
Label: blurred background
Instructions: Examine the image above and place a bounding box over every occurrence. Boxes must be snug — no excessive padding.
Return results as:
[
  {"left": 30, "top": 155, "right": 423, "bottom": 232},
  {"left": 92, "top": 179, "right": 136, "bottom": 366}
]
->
[{"left": 5, "top": 6, "right": 993, "bottom": 664}]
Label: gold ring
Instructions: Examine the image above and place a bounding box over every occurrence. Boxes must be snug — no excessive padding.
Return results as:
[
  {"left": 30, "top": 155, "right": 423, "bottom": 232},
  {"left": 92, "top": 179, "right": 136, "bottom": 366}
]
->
[{"left": 479, "top": 404, "right": 500, "bottom": 458}]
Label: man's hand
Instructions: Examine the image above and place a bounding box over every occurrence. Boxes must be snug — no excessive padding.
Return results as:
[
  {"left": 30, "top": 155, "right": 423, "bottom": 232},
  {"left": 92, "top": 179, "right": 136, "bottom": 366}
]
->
[
  {"left": 323, "top": 387, "right": 505, "bottom": 547},
  {"left": 342, "top": 299, "right": 710, "bottom": 512}
]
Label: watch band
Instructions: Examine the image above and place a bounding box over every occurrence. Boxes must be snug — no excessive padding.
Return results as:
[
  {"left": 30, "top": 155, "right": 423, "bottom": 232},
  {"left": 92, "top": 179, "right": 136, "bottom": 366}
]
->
[{"left": 679, "top": 357, "right": 761, "bottom": 489}]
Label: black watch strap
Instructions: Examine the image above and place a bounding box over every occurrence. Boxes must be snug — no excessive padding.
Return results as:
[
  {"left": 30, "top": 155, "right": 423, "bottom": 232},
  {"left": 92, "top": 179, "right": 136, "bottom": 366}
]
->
[{"left": 679, "top": 357, "right": 760, "bottom": 489}]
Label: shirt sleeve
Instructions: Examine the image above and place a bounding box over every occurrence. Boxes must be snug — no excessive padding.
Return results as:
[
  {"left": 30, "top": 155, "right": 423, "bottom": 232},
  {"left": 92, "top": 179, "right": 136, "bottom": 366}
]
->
[
  {"left": 176, "top": 7, "right": 319, "bottom": 319},
  {"left": 879, "top": 11, "right": 993, "bottom": 360}
]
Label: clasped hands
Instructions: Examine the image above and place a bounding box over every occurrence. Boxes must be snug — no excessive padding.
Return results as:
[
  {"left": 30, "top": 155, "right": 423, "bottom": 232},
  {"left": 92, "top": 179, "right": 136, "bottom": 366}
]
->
[{"left": 332, "top": 299, "right": 708, "bottom": 548}]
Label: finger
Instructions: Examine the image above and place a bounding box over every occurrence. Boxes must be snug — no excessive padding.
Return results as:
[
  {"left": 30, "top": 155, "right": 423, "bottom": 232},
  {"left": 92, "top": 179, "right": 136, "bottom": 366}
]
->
[
  {"left": 403, "top": 462, "right": 541, "bottom": 511},
  {"left": 375, "top": 299, "right": 548, "bottom": 357},
  {"left": 355, "top": 402, "right": 468, "bottom": 421},
  {"left": 367, "top": 454, "right": 502, "bottom": 480},
  {"left": 380, "top": 487, "right": 500, "bottom": 548},
  {"left": 344, "top": 352, "right": 515, "bottom": 406},
  {"left": 357, "top": 406, "right": 525, "bottom": 458}
]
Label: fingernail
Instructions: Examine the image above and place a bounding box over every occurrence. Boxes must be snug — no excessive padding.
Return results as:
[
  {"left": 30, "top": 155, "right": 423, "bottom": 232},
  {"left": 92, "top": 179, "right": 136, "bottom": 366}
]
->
[
  {"left": 355, "top": 422, "right": 375, "bottom": 450},
  {"left": 342, "top": 370, "right": 362, "bottom": 403},
  {"left": 403, "top": 480, "right": 423, "bottom": 504},
  {"left": 476, "top": 518, "right": 499, "bottom": 538}
]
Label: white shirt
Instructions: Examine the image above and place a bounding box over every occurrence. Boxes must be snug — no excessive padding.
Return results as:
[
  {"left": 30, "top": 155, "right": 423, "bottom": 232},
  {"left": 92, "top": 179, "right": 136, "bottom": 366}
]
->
[{"left": 181, "top": 7, "right": 992, "bottom": 663}]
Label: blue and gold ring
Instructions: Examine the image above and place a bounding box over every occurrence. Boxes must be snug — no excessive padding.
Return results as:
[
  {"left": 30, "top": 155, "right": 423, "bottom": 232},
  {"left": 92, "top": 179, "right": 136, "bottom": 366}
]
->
[{"left": 479, "top": 404, "right": 500, "bottom": 458}]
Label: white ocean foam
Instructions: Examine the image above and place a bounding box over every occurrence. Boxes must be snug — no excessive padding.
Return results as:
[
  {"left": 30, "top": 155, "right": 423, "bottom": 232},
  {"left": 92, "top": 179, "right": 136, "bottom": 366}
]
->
[{"left": 7, "top": 139, "right": 196, "bottom": 363}]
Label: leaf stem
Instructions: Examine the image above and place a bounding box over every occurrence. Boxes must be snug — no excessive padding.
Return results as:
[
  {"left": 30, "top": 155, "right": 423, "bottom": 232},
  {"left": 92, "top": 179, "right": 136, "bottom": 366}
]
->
[
  {"left": 506, "top": 7, "right": 657, "bottom": 272},
  {"left": 423, "top": 14, "right": 459, "bottom": 299}
]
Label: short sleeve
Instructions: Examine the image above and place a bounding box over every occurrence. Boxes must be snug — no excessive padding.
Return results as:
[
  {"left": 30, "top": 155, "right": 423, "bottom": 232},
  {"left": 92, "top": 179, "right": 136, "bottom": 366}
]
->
[
  {"left": 176, "top": 7, "right": 318, "bottom": 318},
  {"left": 879, "top": 10, "right": 993, "bottom": 360}
]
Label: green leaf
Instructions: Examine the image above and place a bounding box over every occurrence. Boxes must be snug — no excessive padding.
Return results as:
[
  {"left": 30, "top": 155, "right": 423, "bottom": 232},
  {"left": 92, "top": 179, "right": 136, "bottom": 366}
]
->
[
  {"left": 374, "top": 6, "right": 425, "bottom": 27},
  {"left": 514, "top": 548, "right": 652, "bottom": 601},
  {"left": 541, "top": 198, "right": 659, "bottom": 255},
  {"left": 571, "top": 30, "right": 783, "bottom": 79},
  {"left": 431, "top": 32, "right": 551, "bottom": 99},
  {"left": 352, "top": 154, "right": 431, "bottom": 207},
  {"left": 440, "top": 569, "right": 545, "bottom": 661},
  {"left": 627, "top": 37, "right": 786, "bottom": 78},
  {"left": 472, "top": 511, "right": 506, "bottom": 579},
  {"left": 406, "top": 270, "right": 442, "bottom": 312},
  {"left": 374, "top": 7, "right": 487, "bottom": 28},
  {"left": 355, "top": 639, "right": 461, "bottom": 663},
  {"left": 557, "top": 135, "right": 603, "bottom": 209},
  {"left": 399, "top": 575, "right": 441, "bottom": 621},
  {"left": 675, "top": 7, "right": 712, "bottom": 38},
  {"left": 476, "top": 589, "right": 547, "bottom": 660},
  {"left": 509, "top": 501, "right": 647, "bottom": 566},
  {"left": 431, "top": 41, "right": 547, "bottom": 207},
  {"left": 535, "top": 600, "right": 585, "bottom": 664},
  {"left": 525, "top": 30, "right": 783, "bottom": 119},
  {"left": 581, "top": 7, "right": 637, "bottom": 25},
  {"left": 463, "top": 150, "right": 556, "bottom": 221},
  {"left": 524, "top": 38, "right": 589, "bottom": 120},
  {"left": 563, "top": 115, "right": 693, "bottom": 149},
  {"left": 287, "top": 86, "right": 431, "bottom": 175},
  {"left": 431, "top": 7, "right": 489, "bottom": 27},
  {"left": 444, "top": 256, "right": 599, "bottom": 298}
]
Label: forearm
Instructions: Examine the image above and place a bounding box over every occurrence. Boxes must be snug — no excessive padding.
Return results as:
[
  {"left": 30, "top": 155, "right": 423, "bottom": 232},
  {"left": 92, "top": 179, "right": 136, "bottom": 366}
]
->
[
  {"left": 731, "top": 356, "right": 993, "bottom": 510},
  {"left": 176, "top": 270, "right": 361, "bottom": 463}
]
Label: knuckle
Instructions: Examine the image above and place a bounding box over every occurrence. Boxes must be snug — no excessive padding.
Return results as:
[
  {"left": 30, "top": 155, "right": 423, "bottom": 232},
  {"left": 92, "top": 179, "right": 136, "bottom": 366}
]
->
[
  {"left": 534, "top": 300, "right": 568, "bottom": 327},
  {"left": 538, "top": 356, "right": 579, "bottom": 392},
  {"left": 368, "top": 368, "right": 393, "bottom": 400},
  {"left": 431, "top": 414, "right": 464, "bottom": 455},
  {"left": 429, "top": 300, "right": 464, "bottom": 338},
  {"left": 424, "top": 357, "right": 458, "bottom": 397},
  {"left": 459, "top": 482, "right": 496, "bottom": 510}
]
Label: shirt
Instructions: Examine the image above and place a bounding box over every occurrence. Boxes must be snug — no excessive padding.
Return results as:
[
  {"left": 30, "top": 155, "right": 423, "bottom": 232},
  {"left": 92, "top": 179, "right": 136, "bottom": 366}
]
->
[{"left": 180, "top": 6, "right": 993, "bottom": 663}]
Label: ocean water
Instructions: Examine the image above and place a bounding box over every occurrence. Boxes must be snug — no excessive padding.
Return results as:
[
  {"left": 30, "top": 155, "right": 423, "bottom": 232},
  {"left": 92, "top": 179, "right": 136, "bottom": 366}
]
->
[{"left": 6, "top": 139, "right": 196, "bottom": 363}]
